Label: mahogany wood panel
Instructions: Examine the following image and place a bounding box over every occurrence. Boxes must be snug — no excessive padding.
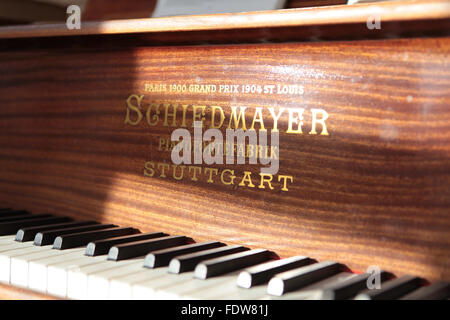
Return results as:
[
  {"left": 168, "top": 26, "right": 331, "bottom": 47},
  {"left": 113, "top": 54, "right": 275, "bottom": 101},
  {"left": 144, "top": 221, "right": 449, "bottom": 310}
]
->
[{"left": 0, "top": 29, "right": 448, "bottom": 291}]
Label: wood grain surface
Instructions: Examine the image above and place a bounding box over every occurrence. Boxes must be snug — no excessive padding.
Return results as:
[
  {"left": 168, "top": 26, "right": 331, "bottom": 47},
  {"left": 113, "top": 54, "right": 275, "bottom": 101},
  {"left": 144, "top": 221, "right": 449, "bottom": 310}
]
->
[
  {"left": 0, "top": 283, "right": 56, "bottom": 300},
  {"left": 0, "top": 2, "right": 449, "bottom": 299},
  {"left": 0, "top": 33, "right": 449, "bottom": 287}
]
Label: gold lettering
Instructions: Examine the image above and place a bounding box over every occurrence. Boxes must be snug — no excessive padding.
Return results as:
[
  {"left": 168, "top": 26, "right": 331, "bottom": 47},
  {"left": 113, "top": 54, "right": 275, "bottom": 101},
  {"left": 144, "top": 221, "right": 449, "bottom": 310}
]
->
[
  {"left": 237, "top": 144, "right": 245, "bottom": 158},
  {"left": 286, "top": 108, "right": 305, "bottom": 134},
  {"left": 224, "top": 142, "right": 232, "bottom": 157},
  {"left": 163, "top": 104, "right": 178, "bottom": 127},
  {"left": 246, "top": 144, "right": 254, "bottom": 158},
  {"left": 250, "top": 107, "right": 266, "bottom": 131},
  {"left": 310, "top": 108, "right": 329, "bottom": 135},
  {"left": 204, "top": 168, "right": 218, "bottom": 183},
  {"left": 124, "top": 94, "right": 143, "bottom": 125},
  {"left": 158, "top": 163, "right": 170, "bottom": 178},
  {"left": 268, "top": 107, "right": 285, "bottom": 132},
  {"left": 172, "top": 164, "right": 186, "bottom": 180},
  {"left": 146, "top": 160, "right": 294, "bottom": 193},
  {"left": 143, "top": 161, "right": 155, "bottom": 177},
  {"left": 181, "top": 104, "right": 189, "bottom": 128},
  {"left": 259, "top": 173, "right": 274, "bottom": 189},
  {"left": 158, "top": 137, "right": 166, "bottom": 151},
  {"left": 192, "top": 105, "right": 206, "bottom": 127},
  {"left": 278, "top": 175, "right": 294, "bottom": 191},
  {"left": 228, "top": 106, "right": 247, "bottom": 130},
  {"left": 257, "top": 145, "right": 269, "bottom": 159},
  {"left": 146, "top": 103, "right": 160, "bottom": 126},
  {"left": 170, "top": 140, "right": 177, "bottom": 151},
  {"left": 188, "top": 166, "right": 202, "bottom": 181},
  {"left": 210, "top": 106, "right": 225, "bottom": 129},
  {"left": 220, "top": 169, "right": 236, "bottom": 185},
  {"left": 239, "top": 171, "right": 255, "bottom": 188},
  {"left": 270, "top": 146, "right": 279, "bottom": 159}
]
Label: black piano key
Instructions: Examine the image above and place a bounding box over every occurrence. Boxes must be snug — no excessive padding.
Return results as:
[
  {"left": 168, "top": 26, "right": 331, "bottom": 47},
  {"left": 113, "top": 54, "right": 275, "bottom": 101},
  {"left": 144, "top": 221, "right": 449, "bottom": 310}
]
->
[
  {"left": 0, "top": 209, "right": 29, "bottom": 217},
  {"left": 319, "top": 271, "right": 392, "bottom": 300},
  {"left": 53, "top": 227, "right": 140, "bottom": 250},
  {"left": 168, "top": 245, "right": 249, "bottom": 274},
  {"left": 0, "top": 213, "right": 47, "bottom": 223},
  {"left": 400, "top": 281, "right": 450, "bottom": 300},
  {"left": 86, "top": 232, "right": 168, "bottom": 256},
  {"left": 267, "top": 261, "right": 341, "bottom": 296},
  {"left": 0, "top": 214, "right": 29, "bottom": 223},
  {"left": 34, "top": 223, "right": 117, "bottom": 246},
  {"left": 237, "top": 255, "right": 313, "bottom": 288},
  {"left": 108, "top": 235, "right": 192, "bottom": 261},
  {"left": 0, "top": 214, "right": 56, "bottom": 235},
  {"left": 15, "top": 220, "right": 97, "bottom": 242},
  {"left": 194, "top": 249, "right": 275, "bottom": 280},
  {"left": 355, "top": 275, "right": 422, "bottom": 300},
  {"left": 0, "top": 215, "right": 72, "bottom": 236},
  {"left": 144, "top": 241, "right": 226, "bottom": 268}
]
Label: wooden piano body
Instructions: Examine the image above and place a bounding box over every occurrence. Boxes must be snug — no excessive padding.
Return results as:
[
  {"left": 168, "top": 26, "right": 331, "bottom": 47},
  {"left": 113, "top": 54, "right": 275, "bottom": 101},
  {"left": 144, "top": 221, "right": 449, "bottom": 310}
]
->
[{"left": 0, "top": 0, "right": 449, "bottom": 299}]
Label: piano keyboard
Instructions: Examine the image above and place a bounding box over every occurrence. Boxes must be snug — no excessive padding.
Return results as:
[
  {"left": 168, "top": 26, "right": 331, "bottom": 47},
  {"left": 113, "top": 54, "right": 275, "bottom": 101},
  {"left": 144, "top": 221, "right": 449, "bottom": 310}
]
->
[{"left": 0, "top": 209, "right": 448, "bottom": 300}]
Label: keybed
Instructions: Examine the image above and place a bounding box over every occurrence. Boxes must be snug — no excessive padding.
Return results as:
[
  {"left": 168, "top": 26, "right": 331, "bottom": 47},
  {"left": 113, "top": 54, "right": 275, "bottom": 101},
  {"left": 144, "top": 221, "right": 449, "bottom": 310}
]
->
[{"left": 0, "top": 209, "right": 448, "bottom": 300}]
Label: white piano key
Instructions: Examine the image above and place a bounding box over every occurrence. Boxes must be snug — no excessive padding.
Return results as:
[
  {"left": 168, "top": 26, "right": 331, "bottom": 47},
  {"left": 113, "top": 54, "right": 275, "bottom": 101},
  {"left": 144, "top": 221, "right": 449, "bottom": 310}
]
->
[
  {"left": 0, "top": 244, "right": 53, "bottom": 284},
  {"left": 87, "top": 257, "right": 145, "bottom": 299},
  {"left": 10, "top": 246, "right": 83, "bottom": 288},
  {"left": 132, "top": 284, "right": 161, "bottom": 299},
  {"left": 0, "top": 241, "right": 34, "bottom": 253},
  {"left": 132, "top": 270, "right": 203, "bottom": 299},
  {"left": 0, "top": 235, "right": 16, "bottom": 243},
  {"left": 28, "top": 248, "right": 86, "bottom": 292},
  {"left": 67, "top": 258, "right": 143, "bottom": 300},
  {"left": 109, "top": 268, "right": 169, "bottom": 300},
  {"left": 131, "top": 271, "right": 196, "bottom": 300},
  {"left": 261, "top": 272, "right": 356, "bottom": 300},
  {"left": 190, "top": 281, "right": 268, "bottom": 300},
  {"left": 0, "top": 242, "right": 44, "bottom": 283},
  {"left": 189, "top": 272, "right": 357, "bottom": 300},
  {"left": 47, "top": 255, "right": 108, "bottom": 298},
  {"left": 133, "top": 271, "right": 240, "bottom": 300},
  {"left": 178, "top": 273, "right": 242, "bottom": 299}
]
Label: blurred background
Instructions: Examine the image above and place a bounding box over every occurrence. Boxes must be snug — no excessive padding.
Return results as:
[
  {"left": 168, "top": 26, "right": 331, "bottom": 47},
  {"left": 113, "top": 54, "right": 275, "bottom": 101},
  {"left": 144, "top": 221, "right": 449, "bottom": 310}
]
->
[{"left": 0, "top": 0, "right": 383, "bottom": 26}]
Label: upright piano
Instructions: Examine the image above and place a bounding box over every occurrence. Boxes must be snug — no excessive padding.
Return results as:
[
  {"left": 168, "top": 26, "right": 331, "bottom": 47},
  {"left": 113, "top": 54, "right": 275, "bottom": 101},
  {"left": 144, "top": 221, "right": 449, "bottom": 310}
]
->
[{"left": 0, "top": 0, "right": 449, "bottom": 299}]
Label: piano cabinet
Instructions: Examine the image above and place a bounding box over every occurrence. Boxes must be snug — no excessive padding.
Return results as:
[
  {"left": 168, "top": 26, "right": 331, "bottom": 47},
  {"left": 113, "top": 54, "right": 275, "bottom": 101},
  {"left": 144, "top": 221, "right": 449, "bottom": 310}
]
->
[{"left": 0, "top": 0, "right": 449, "bottom": 299}]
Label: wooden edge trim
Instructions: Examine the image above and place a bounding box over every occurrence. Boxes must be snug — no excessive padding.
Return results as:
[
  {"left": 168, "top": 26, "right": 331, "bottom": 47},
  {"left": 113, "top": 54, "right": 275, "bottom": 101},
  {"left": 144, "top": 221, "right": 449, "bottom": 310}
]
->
[
  {"left": 0, "top": 283, "right": 57, "bottom": 300},
  {"left": 0, "top": 0, "right": 448, "bottom": 39}
]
